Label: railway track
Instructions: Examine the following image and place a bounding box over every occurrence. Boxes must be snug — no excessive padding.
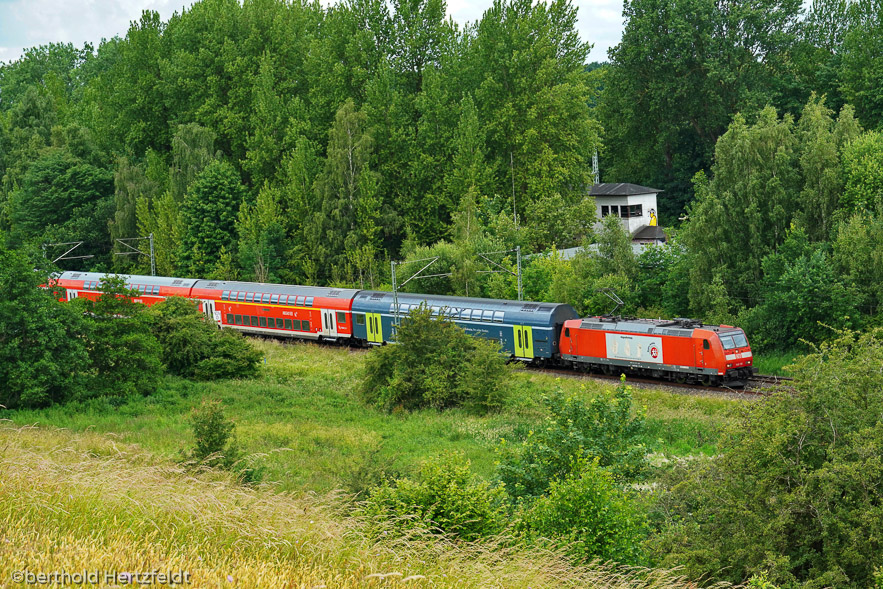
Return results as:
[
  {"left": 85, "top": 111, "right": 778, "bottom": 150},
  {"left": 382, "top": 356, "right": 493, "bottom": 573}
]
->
[{"left": 521, "top": 366, "right": 792, "bottom": 399}]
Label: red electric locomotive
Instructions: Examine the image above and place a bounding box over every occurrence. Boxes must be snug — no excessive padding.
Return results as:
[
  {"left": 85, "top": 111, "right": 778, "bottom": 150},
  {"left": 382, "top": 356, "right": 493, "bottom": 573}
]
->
[{"left": 559, "top": 316, "right": 755, "bottom": 386}]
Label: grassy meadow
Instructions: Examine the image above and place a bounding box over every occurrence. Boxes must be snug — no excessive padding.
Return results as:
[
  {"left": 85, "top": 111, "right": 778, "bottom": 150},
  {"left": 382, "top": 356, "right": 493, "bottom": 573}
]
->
[
  {"left": 2, "top": 423, "right": 738, "bottom": 589},
  {"left": 4, "top": 339, "right": 737, "bottom": 494},
  {"left": 0, "top": 338, "right": 748, "bottom": 587}
]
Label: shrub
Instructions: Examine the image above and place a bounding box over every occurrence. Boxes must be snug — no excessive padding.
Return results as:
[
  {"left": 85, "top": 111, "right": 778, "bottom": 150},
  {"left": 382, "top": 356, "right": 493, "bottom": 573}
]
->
[
  {"left": 0, "top": 249, "right": 90, "bottom": 409},
  {"left": 146, "top": 297, "right": 261, "bottom": 380},
  {"left": 360, "top": 305, "right": 508, "bottom": 413},
  {"left": 648, "top": 328, "right": 883, "bottom": 587},
  {"left": 72, "top": 275, "right": 163, "bottom": 399},
  {"left": 517, "top": 457, "right": 648, "bottom": 565},
  {"left": 498, "top": 378, "right": 647, "bottom": 500},
  {"left": 361, "top": 452, "right": 508, "bottom": 541},
  {"left": 186, "top": 398, "right": 262, "bottom": 483}
]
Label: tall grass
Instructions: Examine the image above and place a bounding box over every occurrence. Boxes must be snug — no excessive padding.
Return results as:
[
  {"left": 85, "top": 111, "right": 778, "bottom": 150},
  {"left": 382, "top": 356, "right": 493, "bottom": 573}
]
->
[{"left": 0, "top": 424, "right": 729, "bottom": 588}]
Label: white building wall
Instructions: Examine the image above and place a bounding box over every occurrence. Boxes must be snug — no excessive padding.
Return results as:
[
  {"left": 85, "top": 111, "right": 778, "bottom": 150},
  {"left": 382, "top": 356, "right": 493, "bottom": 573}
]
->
[{"left": 594, "top": 192, "right": 659, "bottom": 235}]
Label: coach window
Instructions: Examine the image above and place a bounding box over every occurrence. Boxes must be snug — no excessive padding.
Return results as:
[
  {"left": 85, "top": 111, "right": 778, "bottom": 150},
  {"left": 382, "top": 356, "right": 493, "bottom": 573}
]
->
[
  {"left": 275, "top": 318, "right": 283, "bottom": 328},
  {"left": 226, "top": 314, "right": 234, "bottom": 324},
  {"left": 271, "top": 295, "right": 279, "bottom": 304},
  {"left": 703, "top": 339, "right": 710, "bottom": 350},
  {"left": 302, "top": 320, "right": 310, "bottom": 331},
  {"left": 356, "top": 314, "right": 365, "bottom": 326},
  {"left": 238, "top": 292, "right": 247, "bottom": 302},
  {"left": 337, "top": 312, "right": 346, "bottom": 324},
  {"left": 292, "top": 319, "right": 302, "bottom": 330},
  {"left": 222, "top": 291, "right": 230, "bottom": 300},
  {"left": 305, "top": 297, "right": 314, "bottom": 307},
  {"left": 246, "top": 293, "right": 255, "bottom": 302},
  {"left": 284, "top": 319, "right": 292, "bottom": 330},
  {"left": 248, "top": 316, "right": 257, "bottom": 326},
  {"left": 259, "top": 317, "right": 267, "bottom": 327},
  {"left": 234, "top": 315, "right": 243, "bottom": 325}
]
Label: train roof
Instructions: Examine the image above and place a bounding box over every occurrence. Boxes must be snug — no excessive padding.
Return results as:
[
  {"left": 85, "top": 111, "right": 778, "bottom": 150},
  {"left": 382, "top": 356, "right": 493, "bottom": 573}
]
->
[
  {"left": 57, "top": 271, "right": 200, "bottom": 288},
  {"left": 354, "top": 291, "right": 579, "bottom": 326},
  {"left": 191, "top": 279, "right": 360, "bottom": 299},
  {"left": 570, "top": 316, "right": 745, "bottom": 338}
]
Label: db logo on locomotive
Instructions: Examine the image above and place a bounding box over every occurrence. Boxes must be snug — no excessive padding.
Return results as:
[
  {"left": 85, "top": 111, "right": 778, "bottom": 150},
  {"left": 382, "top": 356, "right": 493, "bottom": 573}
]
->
[{"left": 649, "top": 344, "right": 660, "bottom": 359}]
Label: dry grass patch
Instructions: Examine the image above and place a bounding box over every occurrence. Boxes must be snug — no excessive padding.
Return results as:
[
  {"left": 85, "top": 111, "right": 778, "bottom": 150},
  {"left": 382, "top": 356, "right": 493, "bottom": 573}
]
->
[{"left": 0, "top": 424, "right": 725, "bottom": 588}]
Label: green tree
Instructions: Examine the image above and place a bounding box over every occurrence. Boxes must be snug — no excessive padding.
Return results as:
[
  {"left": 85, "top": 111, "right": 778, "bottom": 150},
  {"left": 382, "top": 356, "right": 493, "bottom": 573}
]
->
[
  {"left": 796, "top": 97, "right": 860, "bottom": 240},
  {"left": 739, "top": 226, "right": 858, "bottom": 350},
  {"left": 599, "top": 0, "right": 803, "bottom": 220},
  {"left": 237, "top": 184, "right": 287, "bottom": 283},
  {"left": 0, "top": 249, "right": 88, "bottom": 409},
  {"left": 840, "top": 130, "right": 883, "bottom": 213},
  {"left": 72, "top": 275, "right": 163, "bottom": 398},
  {"left": 178, "top": 160, "right": 247, "bottom": 276},
  {"left": 840, "top": 0, "right": 883, "bottom": 129},
  {"left": 650, "top": 328, "right": 883, "bottom": 587},
  {"left": 313, "top": 99, "right": 381, "bottom": 280},
  {"left": 682, "top": 107, "right": 800, "bottom": 310},
  {"left": 832, "top": 211, "right": 883, "bottom": 317},
  {"left": 7, "top": 149, "right": 114, "bottom": 259}
]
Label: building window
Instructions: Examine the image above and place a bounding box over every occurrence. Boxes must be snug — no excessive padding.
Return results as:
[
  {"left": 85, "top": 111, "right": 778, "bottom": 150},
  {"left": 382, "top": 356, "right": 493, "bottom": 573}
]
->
[
  {"left": 629, "top": 204, "right": 643, "bottom": 217},
  {"left": 601, "top": 205, "right": 609, "bottom": 216}
]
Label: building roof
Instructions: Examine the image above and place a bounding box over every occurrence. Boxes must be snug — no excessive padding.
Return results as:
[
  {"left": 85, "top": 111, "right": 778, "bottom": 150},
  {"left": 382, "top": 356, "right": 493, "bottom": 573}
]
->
[
  {"left": 631, "top": 225, "right": 667, "bottom": 240},
  {"left": 589, "top": 183, "right": 663, "bottom": 196}
]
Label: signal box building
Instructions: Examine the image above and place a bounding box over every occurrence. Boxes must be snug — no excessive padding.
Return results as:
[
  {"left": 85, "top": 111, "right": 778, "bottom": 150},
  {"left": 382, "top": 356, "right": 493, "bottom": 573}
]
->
[{"left": 590, "top": 183, "right": 666, "bottom": 245}]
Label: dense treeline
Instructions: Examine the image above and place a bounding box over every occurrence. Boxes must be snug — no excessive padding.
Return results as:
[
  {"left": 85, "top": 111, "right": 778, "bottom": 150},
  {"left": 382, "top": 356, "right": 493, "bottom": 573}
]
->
[
  {"left": 0, "top": 0, "right": 599, "bottom": 288},
  {"left": 3, "top": 0, "right": 883, "bottom": 351}
]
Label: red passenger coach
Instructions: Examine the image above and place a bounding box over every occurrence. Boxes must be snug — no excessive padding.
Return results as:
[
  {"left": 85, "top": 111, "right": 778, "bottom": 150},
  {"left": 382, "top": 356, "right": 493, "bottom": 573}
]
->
[
  {"left": 560, "top": 316, "right": 755, "bottom": 386},
  {"left": 190, "top": 280, "right": 360, "bottom": 342},
  {"left": 54, "top": 272, "right": 198, "bottom": 306}
]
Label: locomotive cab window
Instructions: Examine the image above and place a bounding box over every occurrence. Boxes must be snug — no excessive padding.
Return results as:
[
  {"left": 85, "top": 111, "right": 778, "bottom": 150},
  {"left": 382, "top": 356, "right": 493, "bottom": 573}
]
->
[
  {"left": 703, "top": 339, "right": 710, "bottom": 350},
  {"left": 733, "top": 333, "right": 748, "bottom": 348},
  {"left": 565, "top": 328, "right": 570, "bottom": 337},
  {"left": 720, "top": 335, "right": 736, "bottom": 350}
]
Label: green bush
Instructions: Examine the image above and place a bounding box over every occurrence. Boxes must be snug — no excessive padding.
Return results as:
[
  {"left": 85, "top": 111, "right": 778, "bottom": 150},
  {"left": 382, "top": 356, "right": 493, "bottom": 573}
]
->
[
  {"left": 497, "top": 378, "right": 647, "bottom": 500},
  {"left": 146, "top": 297, "right": 261, "bottom": 380},
  {"left": 648, "top": 328, "right": 883, "bottom": 587},
  {"left": 186, "top": 398, "right": 262, "bottom": 483},
  {"left": 72, "top": 275, "right": 163, "bottom": 399},
  {"left": 0, "top": 249, "right": 90, "bottom": 409},
  {"left": 360, "top": 305, "right": 507, "bottom": 413},
  {"left": 361, "top": 452, "right": 508, "bottom": 541},
  {"left": 517, "top": 457, "right": 648, "bottom": 565}
]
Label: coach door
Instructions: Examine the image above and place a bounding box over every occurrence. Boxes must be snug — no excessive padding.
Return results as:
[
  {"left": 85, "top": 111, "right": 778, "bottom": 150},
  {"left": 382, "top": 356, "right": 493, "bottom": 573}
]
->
[
  {"left": 321, "top": 309, "right": 338, "bottom": 338},
  {"left": 366, "top": 313, "right": 383, "bottom": 343},
  {"left": 514, "top": 326, "right": 534, "bottom": 359},
  {"left": 203, "top": 300, "right": 220, "bottom": 325}
]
